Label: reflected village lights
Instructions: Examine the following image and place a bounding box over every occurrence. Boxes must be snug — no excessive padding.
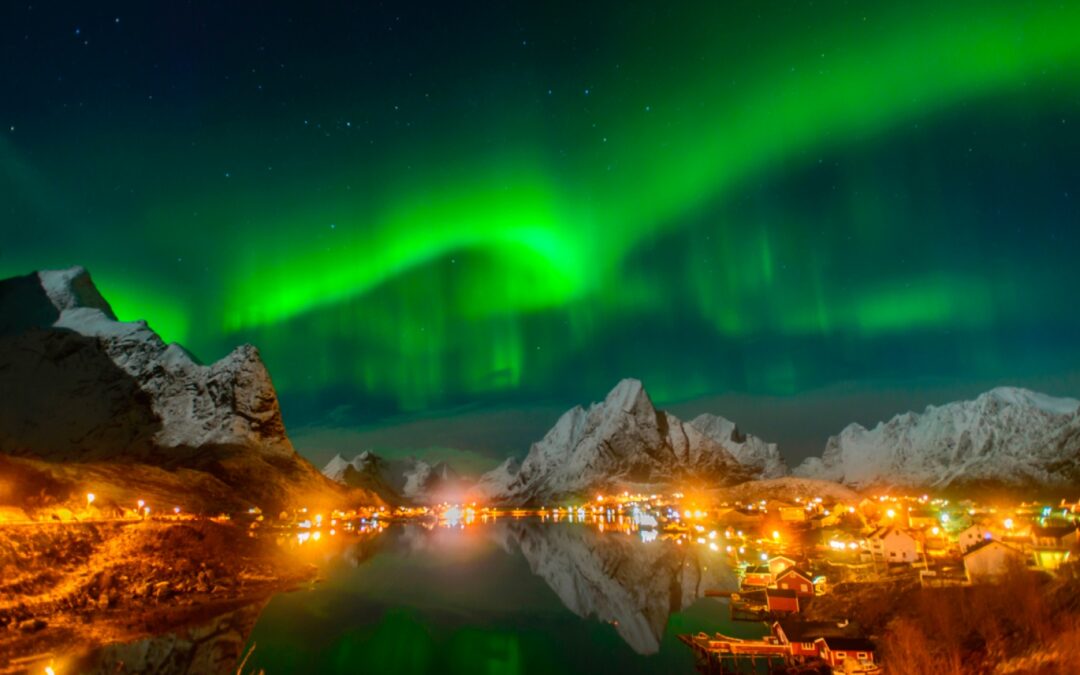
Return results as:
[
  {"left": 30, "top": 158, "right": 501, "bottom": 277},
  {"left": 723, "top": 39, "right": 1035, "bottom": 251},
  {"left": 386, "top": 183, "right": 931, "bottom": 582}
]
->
[{"left": 50, "top": 481, "right": 1080, "bottom": 675}]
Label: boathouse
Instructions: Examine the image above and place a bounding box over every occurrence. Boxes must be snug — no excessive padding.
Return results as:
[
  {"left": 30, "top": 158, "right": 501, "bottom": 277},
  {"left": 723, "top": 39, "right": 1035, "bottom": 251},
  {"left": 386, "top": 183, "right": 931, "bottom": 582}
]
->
[
  {"left": 765, "top": 588, "right": 800, "bottom": 614},
  {"left": 815, "top": 636, "right": 876, "bottom": 669}
]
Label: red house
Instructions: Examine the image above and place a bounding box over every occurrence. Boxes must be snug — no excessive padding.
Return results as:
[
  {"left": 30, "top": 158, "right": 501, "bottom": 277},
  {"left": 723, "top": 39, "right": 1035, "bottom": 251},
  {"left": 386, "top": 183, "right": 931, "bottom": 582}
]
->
[
  {"left": 742, "top": 564, "right": 773, "bottom": 588},
  {"left": 815, "top": 636, "right": 876, "bottom": 668},
  {"left": 776, "top": 567, "right": 815, "bottom": 598},
  {"left": 771, "top": 619, "right": 865, "bottom": 662},
  {"left": 765, "top": 588, "right": 800, "bottom": 614}
]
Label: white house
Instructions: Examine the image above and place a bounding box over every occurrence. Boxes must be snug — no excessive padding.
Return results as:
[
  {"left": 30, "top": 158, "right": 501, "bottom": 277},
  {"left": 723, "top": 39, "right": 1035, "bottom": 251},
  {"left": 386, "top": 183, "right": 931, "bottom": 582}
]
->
[
  {"left": 867, "top": 526, "right": 919, "bottom": 563},
  {"left": 958, "top": 524, "right": 993, "bottom": 552},
  {"left": 963, "top": 539, "right": 1027, "bottom": 583}
]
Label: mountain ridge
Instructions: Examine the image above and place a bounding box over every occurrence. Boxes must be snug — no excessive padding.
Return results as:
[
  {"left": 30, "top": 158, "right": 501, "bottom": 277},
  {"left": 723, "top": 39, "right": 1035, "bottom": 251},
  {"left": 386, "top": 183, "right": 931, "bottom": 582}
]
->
[
  {"left": 0, "top": 266, "right": 370, "bottom": 512},
  {"left": 795, "top": 386, "right": 1080, "bottom": 489}
]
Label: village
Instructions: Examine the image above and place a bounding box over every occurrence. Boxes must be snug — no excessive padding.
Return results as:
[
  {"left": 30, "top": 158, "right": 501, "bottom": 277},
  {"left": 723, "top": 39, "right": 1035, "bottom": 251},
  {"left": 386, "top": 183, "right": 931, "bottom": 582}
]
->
[
  {"left": 11, "top": 488, "right": 1080, "bottom": 674},
  {"left": 618, "top": 490, "right": 1080, "bottom": 674}
]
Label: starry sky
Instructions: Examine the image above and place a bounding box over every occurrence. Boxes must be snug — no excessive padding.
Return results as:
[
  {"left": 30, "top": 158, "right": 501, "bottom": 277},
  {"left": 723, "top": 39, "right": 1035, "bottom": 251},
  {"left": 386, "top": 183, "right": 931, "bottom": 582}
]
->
[{"left": 3, "top": 2, "right": 1080, "bottom": 467}]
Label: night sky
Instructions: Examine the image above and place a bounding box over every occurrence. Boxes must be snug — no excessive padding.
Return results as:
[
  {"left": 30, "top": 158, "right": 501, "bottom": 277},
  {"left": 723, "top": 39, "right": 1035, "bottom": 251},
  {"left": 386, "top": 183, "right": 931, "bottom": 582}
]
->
[{"left": 3, "top": 2, "right": 1079, "bottom": 467}]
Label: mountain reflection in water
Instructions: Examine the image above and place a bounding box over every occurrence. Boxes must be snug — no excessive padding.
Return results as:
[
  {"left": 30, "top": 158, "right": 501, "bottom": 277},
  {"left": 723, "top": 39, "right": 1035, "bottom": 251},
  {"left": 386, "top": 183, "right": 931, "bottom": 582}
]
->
[{"left": 56, "top": 520, "right": 753, "bottom": 674}]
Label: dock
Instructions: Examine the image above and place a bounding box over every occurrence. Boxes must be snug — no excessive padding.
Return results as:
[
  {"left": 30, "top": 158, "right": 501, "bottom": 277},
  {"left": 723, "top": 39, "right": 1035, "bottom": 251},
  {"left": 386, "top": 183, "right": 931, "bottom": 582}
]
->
[{"left": 678, "top": 632, "right": 789, "bottom": 674}]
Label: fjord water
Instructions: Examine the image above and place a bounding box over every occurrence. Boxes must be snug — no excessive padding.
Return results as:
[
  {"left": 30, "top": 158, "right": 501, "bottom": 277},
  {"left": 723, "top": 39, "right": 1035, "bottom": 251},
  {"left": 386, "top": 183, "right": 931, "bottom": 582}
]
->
[{"left": 242, "top": 520, "right": 759, "bottom": 674}]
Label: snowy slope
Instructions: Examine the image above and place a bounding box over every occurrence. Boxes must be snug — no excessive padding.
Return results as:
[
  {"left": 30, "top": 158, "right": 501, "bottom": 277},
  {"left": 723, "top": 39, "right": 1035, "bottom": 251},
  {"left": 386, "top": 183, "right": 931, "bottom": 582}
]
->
[
  {"left": 0, "top": 267, "right": 293, "bottom": 459},
  {"left": 477, "top": 379, "right": 775, "bottom": 504},
  {"left": 688, "top": 413, "right": 788, "bottom": 478},
  {"left": 0, "top": 267, "right": 352, "bottom": 511},
  {"left": 795, "top": 387, "right": 1080, "bottom": 488}
]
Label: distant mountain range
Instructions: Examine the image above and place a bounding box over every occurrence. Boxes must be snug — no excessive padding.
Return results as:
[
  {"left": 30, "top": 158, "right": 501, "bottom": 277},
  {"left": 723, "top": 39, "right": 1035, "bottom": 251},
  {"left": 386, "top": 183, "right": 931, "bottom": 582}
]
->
[
  {"left": 326, "top": 381, "right": 1080, "bottom": 503},
  {"left": 7, "top": 268, "right": 1080, "bottom": 510},
  {"left": 325, "top": 379, "right": 787, "bottom": 504},
  {"left": 794, "top": 386, "right": 1080, "bottom": 490},
  {"left": 0, "top": 266, "right": 367, "bottom": 512},
  {"left": 323, "top": 451, "right": 469, "bottom": 504}
]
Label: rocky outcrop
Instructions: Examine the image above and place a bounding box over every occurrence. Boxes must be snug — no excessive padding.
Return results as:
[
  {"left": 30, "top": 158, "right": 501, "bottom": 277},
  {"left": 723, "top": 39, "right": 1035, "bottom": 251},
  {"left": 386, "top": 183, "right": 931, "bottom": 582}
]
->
[
  {"left": 0, "top": 267, "right": 361, "bottom": 512},
  {"left": 0, "top": 267, "right": 292, "bottom": 461}
]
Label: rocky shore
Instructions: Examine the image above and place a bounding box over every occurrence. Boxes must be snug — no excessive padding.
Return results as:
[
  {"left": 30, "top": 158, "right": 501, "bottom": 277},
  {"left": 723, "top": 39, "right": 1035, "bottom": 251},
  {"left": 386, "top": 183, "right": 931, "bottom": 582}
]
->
[{"left": 0, "top": 520, "right": 315, "bottom": 673}]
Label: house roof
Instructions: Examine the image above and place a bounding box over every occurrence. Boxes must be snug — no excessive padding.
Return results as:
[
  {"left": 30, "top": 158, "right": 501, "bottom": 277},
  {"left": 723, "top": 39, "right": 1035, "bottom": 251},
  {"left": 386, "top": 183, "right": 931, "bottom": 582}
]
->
[
  {"left": 745, "top": 564, "right": 771, "bottom": 574},
  {"left": 962, "top": 538, "right": 1024, "bottom": 558},
  {"left": 766, "top": 588, "right": 798, "bottom": 599},
  {"left": 869, "top": 525, "right": 914, "bottom": 541},
  {"left": 774, "top": 619, "right": 861, "bottom": 643},
  {"left": 817, "top": 636, "right": 876, "bottom": 652},
  {"left": 777, "top": 566, "right": 813, "bottom": 581}
]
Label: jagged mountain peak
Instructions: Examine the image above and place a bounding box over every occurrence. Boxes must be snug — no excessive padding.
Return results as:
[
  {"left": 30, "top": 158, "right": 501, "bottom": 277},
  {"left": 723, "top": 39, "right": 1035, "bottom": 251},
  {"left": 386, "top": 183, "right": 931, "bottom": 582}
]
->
[
  {"left": 979, "top": 386, "right": 1079, "bottom": 416},
  {"left": 795, "top": 386, "right": 1080, "bottom": 488},
  {"left": 39, "top": 266, "right": 117, "bottom": 317},
  {"left": 478, "top": 379, "right": 779, "bottom": 504},
  {"left": 0, "top": 267, "right": 293, "bottom": 459},
  {"left": 0, "top": 266, "right": 357, "bottom": 512},
  {"left": 688, "top": 413, "right": 788, "bottom": 479}
]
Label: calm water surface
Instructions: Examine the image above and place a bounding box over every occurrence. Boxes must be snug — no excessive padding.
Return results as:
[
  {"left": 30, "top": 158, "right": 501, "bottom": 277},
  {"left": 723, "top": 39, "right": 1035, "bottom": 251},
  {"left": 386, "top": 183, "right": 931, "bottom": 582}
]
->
[{"left": 66, "top": 519, "right": 767, "bottom": 674}]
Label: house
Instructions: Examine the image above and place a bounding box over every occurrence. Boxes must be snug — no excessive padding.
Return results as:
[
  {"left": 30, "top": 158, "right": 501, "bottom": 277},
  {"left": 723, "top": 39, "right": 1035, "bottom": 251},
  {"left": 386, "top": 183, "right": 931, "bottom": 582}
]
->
[
  {"left": 1030, "top": 524, "right": 1077, "bottom": 571},
  {"left": 962, "top": 539, "right": 1027, "bottom": 583},
  {"left": 908, "top": 508, "right": 938, "bottom": 529},
  {"left": 765, "top": 588, "right": 800, "bottom": 614},
  {"left": 1031, "top": 524, "right": 1079, "bottom": 549},
  {"left": 776, "top": 567, "right": 816, "bottom": 598},
  {"left": 742, "top": 564, "right": 773, "bottom": 588},
  {"left": 768, "top": 555, "right": 797, "bottom": 578},
  {"left": 867, "top": 526, "right": 919, "bottom": 563},
  {"left": 772, "top": 619, "right": 862, "bottom": 662},
  {"left": 958, "top": 524, "right": 993, "bottom": 552},
  {"left": 816, "top": 636, "right": 877, "bottom": 669}
]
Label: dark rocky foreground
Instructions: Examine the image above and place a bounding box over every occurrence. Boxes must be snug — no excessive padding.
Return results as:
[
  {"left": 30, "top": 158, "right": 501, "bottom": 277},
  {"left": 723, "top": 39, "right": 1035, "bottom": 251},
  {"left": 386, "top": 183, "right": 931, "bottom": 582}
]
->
[{"left": 0, "top": 520, "right": 315, "bottom": 674}]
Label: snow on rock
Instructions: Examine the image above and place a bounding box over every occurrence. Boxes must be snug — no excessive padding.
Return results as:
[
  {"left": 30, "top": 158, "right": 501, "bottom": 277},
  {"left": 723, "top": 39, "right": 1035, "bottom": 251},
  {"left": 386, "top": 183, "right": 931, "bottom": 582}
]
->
[
  {"left": 795, "top": 387, "right": 1080, "bottom": 489},
  {"left": 477, "top": 379, "right": 774, "bottom": 504},
  {"left": 688, "top": 413, "right": 788, "bottom": 479},
  {"left": 0, "top": 267, "right": 292, "bottom": 460}
]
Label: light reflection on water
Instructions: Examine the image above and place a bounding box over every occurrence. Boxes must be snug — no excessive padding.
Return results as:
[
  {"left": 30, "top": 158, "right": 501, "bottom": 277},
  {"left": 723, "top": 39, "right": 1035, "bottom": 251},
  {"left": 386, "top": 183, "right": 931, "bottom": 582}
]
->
[{"left": 59, "top": 519, "right": 766, "bottom": 674}]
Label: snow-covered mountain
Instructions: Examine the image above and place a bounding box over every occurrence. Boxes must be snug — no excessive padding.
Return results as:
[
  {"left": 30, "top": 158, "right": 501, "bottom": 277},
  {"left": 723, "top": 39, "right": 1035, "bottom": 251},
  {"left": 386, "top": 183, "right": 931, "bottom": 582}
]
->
[
  {"left": 795, "top": 387, "right": 1080, "bottom": 489},
  {"left": 688, "top": 413, "right": 788, "bottom": 478},
  {"left": 1, "top": 267, "right": 292, "bottom": 460},
  {"left": 0, "top": 267, "right": 356, "bottom": 511},
  {"left": 323, "top": 450, "right": 469, "bottom": 504},
  {"left": 477, "top": 379, "right": 777, "bottom": 504}
]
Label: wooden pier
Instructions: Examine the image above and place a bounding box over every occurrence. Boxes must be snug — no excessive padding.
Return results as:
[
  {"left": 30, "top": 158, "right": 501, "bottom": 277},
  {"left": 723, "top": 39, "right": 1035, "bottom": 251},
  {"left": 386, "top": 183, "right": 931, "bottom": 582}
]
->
[{"left": 678, "top": 632, "right": 789, "bottom": 674}]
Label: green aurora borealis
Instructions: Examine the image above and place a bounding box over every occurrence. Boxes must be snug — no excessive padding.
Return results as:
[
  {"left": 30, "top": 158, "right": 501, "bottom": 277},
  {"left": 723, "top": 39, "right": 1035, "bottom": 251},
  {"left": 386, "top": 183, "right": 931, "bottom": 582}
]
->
[{"left": 3, "top": 1, "right": 1080, "bottom": 450}]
